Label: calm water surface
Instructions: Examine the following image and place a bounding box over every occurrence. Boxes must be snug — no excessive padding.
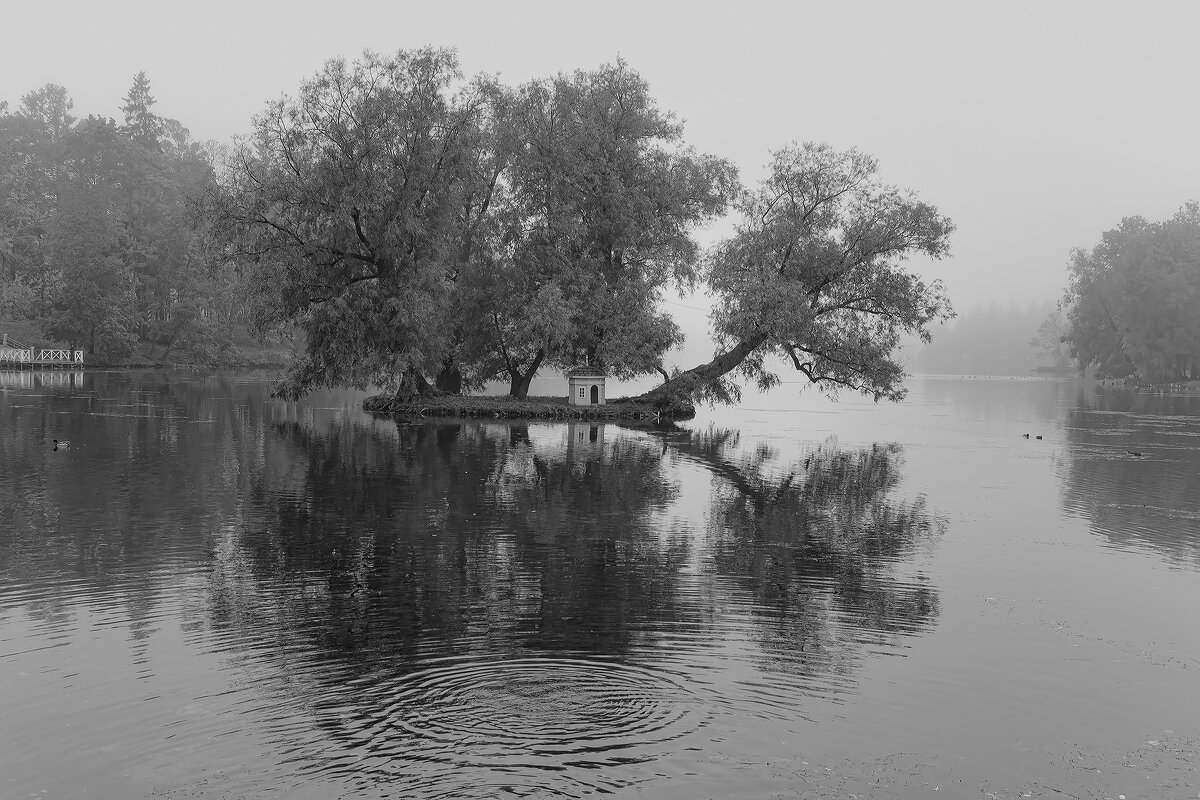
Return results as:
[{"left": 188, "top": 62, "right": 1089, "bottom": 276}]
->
[{"left": 1, "top": 371, "right": 1197, "bottom": 798}]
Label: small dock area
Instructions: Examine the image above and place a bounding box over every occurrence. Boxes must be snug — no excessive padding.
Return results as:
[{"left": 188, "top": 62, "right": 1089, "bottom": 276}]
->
[{"left": 0, "top": 333, "right": 84, "bottom": 369}]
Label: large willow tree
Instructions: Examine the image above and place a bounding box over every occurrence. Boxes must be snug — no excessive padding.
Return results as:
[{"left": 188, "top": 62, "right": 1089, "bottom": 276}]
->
[
  {"left": 456, "top": 61, "right": 735, "bottom": 397},
  {"left": 214, "top": 50, "right": 733, "bottom": 400},
  {"left": 210, "top": 49, "right": 505, "bottom": 398}
]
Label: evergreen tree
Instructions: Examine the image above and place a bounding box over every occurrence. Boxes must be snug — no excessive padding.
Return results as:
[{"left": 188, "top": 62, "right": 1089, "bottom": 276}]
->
[{"left": 120, "top": 71, "right": 162, "bottom": 151}]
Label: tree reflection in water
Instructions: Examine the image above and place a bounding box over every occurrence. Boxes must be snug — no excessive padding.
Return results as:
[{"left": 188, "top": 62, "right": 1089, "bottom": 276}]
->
[
  {"left": 0, "top": 371, "right": 279, "bottom": 638},
  {"left": 661, "top": 427, "right": 940, "bottom": 682},
  {"left": 220, "top": 419, "right": 941, "bottom": 684},
  {"left": 1061, "top": 387, "right": 1200, "bottom": 567},
  {"left": 231, "top": 420, "right": 692, "bottom": 663},
  {"left": 1, "top": 375, "right": 947, "bottom": 794}
]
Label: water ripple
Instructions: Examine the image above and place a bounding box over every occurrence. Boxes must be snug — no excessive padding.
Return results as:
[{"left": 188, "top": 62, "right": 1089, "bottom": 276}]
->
[{"left": 329, "top": 656, "right": 705, "bottom": 770}]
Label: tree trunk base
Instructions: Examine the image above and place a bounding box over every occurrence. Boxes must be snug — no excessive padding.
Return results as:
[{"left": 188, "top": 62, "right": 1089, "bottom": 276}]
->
[
  {"left": 395, "top": 369, "right": 450, "bottom": 402},
  {"left": 631, "top": 332, "right": 768, "bottom": 411},
  {"left": 435, "top": 363, "right": 463, "bottom": 394},
  {"left": 626, "top": 381, "right": 699, "bottom": 418}
]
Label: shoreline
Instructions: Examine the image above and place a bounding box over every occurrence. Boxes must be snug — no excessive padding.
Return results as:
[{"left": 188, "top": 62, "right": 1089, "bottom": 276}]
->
[
  {"left": 362, "top": 393, "right": 694, "bottom": 422},
  {"left": 0, "top": 360, "right": 291, "bottom": 371}
]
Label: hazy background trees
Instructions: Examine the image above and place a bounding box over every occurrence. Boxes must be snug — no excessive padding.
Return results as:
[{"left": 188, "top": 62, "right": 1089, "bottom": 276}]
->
[
  {"left": 0, "top": 75, "right": 256, "bottom": 362},
  {"left": 909, "top": 299, "right": 1063, "bottom": 376},
  {"left": 911, "top": 202, "right": 1200, "bottom": 383},
  {"left": 1058, "top": 203, "right": 1200, "bottom": 382}
]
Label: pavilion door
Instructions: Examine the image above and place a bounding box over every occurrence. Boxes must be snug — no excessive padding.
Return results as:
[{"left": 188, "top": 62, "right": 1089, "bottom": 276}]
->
[{"left": 590, "top": 385, "right": 599, "bottom": 404}]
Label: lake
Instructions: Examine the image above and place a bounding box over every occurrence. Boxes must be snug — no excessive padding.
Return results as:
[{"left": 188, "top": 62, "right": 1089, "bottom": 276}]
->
[{"left": 1, "top": 370, "right": 1197, "bottom": 799}]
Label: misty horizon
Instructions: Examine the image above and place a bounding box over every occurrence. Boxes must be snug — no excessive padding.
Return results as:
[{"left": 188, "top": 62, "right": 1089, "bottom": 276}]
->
[{"left": 5, "top": 0, "right": 1199, "bottom": 326}]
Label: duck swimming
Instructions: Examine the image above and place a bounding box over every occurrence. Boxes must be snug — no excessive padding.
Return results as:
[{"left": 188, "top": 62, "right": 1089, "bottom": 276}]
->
[{"left": 52, "top": 439, "right": 69, "bottom": 450}]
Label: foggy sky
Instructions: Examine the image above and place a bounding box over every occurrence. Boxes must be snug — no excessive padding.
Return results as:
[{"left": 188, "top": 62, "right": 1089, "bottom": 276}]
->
[{"left": 4, "top": 0, "right": 1198, "bottom": 366}]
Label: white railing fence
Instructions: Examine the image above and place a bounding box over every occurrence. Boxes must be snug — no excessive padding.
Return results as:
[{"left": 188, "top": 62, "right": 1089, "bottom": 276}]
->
[
  {"left": 0, "top": 335, "right": 85, "bottom": 365},
  {"left": 0, "top": 347, "right": 33, "bottom": 363}
]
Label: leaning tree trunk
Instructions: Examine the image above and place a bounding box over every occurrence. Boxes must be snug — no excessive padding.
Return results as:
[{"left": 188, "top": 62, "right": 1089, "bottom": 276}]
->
[{"left": 633, "top": 332, "right": 770, "bottom": 413}]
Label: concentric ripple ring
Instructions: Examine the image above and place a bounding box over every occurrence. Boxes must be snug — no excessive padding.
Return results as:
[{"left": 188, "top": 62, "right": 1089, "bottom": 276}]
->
[{"left": 345, "top": 656, "right": 705, "bottom": 767}]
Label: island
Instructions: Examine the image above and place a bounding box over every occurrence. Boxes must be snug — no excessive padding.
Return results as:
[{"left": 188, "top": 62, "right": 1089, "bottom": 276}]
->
[{"left": 362, "top": 393, "right": 691, "bottom": 422}]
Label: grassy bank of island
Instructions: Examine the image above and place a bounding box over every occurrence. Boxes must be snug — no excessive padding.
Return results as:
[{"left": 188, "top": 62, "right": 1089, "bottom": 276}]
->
[{"left": 363, "top": 393, "right": 691, "bottom": 422}]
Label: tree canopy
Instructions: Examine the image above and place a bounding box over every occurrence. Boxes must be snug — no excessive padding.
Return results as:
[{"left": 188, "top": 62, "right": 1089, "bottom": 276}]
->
[
  {"left": 0, "top": 75, "right": 245, "bottom": 361},
  {"left": 455, "top": 61, "right": 735, "bottom": 397},
  {"left": 1061, "top": 203, "right": 1200, "bottom": 382},
  {"left": 641, "top": 143, "right": 954, "bottom": 408},
  {"left": 208, "top": 49, "right": 503, "bottom": 397}
]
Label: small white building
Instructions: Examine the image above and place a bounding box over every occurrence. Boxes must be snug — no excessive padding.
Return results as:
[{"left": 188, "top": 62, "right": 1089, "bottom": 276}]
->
[{"left": 567, "top": 367, "right": 606, "bottom": 406}]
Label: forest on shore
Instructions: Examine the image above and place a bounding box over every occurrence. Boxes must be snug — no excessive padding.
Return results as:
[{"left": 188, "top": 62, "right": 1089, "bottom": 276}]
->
[
  {"left": 3, "top": 48, "right": 1197, "bottom": 397},
  {"left": 0, "top": 76, "right": 289, "bottom": 365}
]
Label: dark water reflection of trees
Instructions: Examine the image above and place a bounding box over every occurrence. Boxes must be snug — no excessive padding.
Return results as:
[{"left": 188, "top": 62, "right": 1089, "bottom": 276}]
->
[
  {"left": 1061, "top": 387, "right": 1200, "bottom": 567},
  {"left": 232, "top": 420, "right": 695, "bottom": 662},
  {"left": 219, "top": 416, "right": 942, "bottom": 688},
  {"left": 665, "top": 427, "right": 940, "bottom": 678},
  {"left": 1, "top": 372, "right": 943, "bottom": 697},
  {"left": 0, "top": 372, "right": 279, "bottom": 635},
  {"left": 1, "top": 375, "right": 948, "bottom": 795}
]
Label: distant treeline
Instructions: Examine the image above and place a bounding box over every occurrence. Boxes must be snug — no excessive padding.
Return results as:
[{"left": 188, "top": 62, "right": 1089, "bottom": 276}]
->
[
  {"left": 909, "top": 299, "right": 1064, "bottom": 376},
  {"left": 0, "top": 75, "right": 255, "bottom": 362}
]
